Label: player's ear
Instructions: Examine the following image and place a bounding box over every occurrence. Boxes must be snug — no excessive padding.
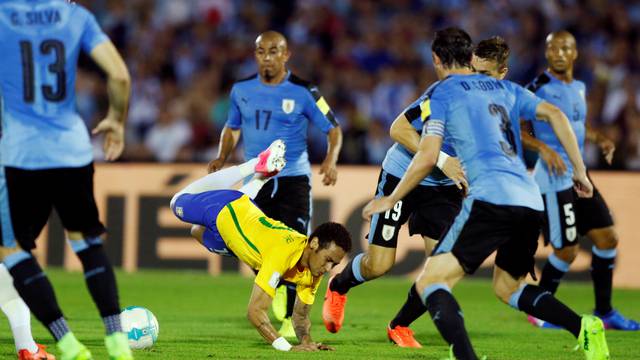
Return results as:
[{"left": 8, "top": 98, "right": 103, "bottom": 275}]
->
[
  {"left": 499, "top": 66, "right": 508, "bottom": 80},
  {"left": 432, "top": 53, "right": 441, "bottom": 66},
  {"left": 308, "top": 236, "right": 319, "bottom": 250}
]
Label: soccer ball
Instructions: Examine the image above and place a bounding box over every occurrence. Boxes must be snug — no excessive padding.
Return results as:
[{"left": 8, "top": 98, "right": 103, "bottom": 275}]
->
[{"left": 121, "top": 306, "right": 159, "bottom": 349}]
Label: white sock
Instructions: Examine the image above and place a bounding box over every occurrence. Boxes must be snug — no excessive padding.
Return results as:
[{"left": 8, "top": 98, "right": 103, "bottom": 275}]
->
[
  {"left": 172, "top": 159, "right": 259, "bottom": 205},
  {"left": 239, "top": 176, "right": 268, "bottom": 199},
  {"left": 0, "top": 265, "right": 38, "bottom": 354}
]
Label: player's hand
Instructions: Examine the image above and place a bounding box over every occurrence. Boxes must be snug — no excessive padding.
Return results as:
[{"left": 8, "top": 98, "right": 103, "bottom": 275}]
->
[
  {"left": 291, "top": 343, "right": 321, "bottom": 352},
  {"left": 539, "top": 146, "right": 567, "bottom": 176},
  {"left": 92, "top": 118, "right": 124, "bottom": 161},
  {"left": 440, "top": 156, "right": 468, "bottom": 193},
  {"left": 599, "top": 138, "right": 616, "bottom": 165},
  {"left": 319, "top": 158, "right": 338, "bottom": 186},
  {"left": 207, "top": 158, "right": 225, "bottom": 173},
  {"left": 572, "top": 170, "right": 593, "bottom": 198},
  {"left": 362, "top": 196, "right": 395, "bottom": 221}
]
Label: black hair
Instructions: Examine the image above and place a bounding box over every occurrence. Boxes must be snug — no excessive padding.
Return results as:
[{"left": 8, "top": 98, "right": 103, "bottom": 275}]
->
[
  {"left": 474, "top": 36, "right": 510, "bottom": 69},
  {"left": 432, "top": 27, "right": 473, "bottom": 69},
  {"left": 309, "top": 222, "right": 352, "bottom": 253}
]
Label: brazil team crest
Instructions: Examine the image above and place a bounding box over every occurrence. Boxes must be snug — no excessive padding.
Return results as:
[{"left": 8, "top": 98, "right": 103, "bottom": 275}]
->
[{"left": 282, "top": 99, "right": 295, "bottom": 114}]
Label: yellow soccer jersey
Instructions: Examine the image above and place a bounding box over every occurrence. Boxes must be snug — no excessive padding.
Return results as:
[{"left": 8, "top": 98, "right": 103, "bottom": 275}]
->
[{"left": 215, "top": 194, "right": 321, "bottom": 304}]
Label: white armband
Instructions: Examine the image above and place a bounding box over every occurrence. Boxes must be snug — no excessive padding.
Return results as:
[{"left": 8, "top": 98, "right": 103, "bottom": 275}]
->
[
  {"left": 272, "top": 336, "right": 292, "bottom": 351},
  {"left": 436, "top": 151, "right": 450, "bottom": 170}
]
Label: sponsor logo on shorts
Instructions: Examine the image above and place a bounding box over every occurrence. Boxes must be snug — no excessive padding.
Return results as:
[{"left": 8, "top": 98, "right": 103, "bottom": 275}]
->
[
  {"left": 382, "top": 225, "right": 395, "bottom": 241},
  {"left": 176, "top": 207, "right": 184, "bottom": 218},
  {"left": 269, "top": 272, "right": 281, "bottom": 289}
]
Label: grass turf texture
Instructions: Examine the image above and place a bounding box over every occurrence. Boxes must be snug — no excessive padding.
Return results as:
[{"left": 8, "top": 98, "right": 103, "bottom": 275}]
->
[{"left": 1, "top": 270, "right": 638, "bottom": 360}]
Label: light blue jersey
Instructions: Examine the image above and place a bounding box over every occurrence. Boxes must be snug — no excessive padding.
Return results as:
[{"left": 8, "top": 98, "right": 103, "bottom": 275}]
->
[
  {"left": 226, "top": 72, "right": 338, "bottom": 178},
  {"left": 527, "top": 71, "right": 586, "bottom": 194},
  {"left": 382, "top": 82, "right": 456, "bottom": 187},
  {"left": 424, "top": 74, "right": 544, "bottom": 211},
  {"left": 0, "top": 0, "right": 108, "bottom": 169}
]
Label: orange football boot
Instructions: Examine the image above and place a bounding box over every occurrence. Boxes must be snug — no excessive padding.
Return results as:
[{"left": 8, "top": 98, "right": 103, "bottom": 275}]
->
[
  {"left": 322, "top": 276, "right": 347, "bottom": 333},
  {"left": 18, "top": 344, "right": 56, "bottom": 360},
  {"left": 387, "top": 325, "right": 422, "bottom": 348}
]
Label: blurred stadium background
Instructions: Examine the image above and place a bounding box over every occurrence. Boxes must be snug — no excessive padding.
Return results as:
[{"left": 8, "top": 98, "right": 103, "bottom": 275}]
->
[
  {"left": 75, "top": 0, "right": 640, "bottom": 168},
  {"left": 9, "top": 1, "right": 640, "bottom": 358}
]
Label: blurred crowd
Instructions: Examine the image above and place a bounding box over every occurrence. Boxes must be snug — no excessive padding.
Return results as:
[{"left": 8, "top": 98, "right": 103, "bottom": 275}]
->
[{"left": 76, "top": 0, "right": 640, "bottom": 170}]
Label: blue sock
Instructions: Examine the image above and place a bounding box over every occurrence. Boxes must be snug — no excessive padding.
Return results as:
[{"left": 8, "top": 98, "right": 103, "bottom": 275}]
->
[{"left": 329, "top": 253, "right": 365, "bottom": 295}]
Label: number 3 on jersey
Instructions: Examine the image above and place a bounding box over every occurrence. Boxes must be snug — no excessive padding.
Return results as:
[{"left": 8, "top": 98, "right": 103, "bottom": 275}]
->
[
  {"left": 20, "top": 39, "right": 66, "bottom": 103},
  {"left": 488, "top": 103, "right": 517, "bottom": 156}
]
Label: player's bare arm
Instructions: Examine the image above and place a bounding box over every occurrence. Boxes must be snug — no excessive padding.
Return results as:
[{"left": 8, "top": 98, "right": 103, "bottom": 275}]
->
[
  {"left": 89, "top": 40, "right": 131, "bottom": 161},
  {"left": 319, "top": 127, "right": 342, "bottom": 186},
  {"left": 520, "top": 121, "right": 567, "bottom": 175},
  {"left": 208, "top": 126, "right": 242, "bottom": 173},
  {"left": 389, "top": 114, "right": 466, "bottom": 189},
  {"left": 248, "top": 284, "right": 324, "bottom": 352},
  {"left": 535, "top": 101, "right": 592, "bottom": 197},
  {"left": 363, "top": 135, "right": 444, "bottom": 220},
  {"left": 586, "top": 124, "right": 615, "bottom": 165},
  {"left": 291, "top": 296, "right": 334, "bottom": 350}
]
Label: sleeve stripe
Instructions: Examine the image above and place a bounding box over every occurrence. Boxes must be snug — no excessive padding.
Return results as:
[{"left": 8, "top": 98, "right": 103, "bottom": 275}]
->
[
  {"left": 316, "top": 96, "right": 331, "bottom": 115},
  {"left": 420, "top": 99, "right": 431, "bottom": 121},
  {"left": 404, "top": 105, "right": 421, "bottom": 121},
  {"left": 424, "top": 120, "right": 445, "bottom": 137}
]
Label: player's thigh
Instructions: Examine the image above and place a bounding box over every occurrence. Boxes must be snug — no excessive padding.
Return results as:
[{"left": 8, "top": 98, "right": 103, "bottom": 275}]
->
[
  {"left": 541, "top": 188, "right": 578, "bottom": 250},
  {"left": 173, "top": 189, "right": 244, "bottom": 226},
  {"left": 408, "top": 185, "right": 463, "bottom": 243},
  {"left": 272, "top": 176, "right": 312, "bottom": 234},
  {"left": 368, "top": 170, "right": 415, "bottom": 249},
  {"left": 49, "top": 164, "right": 106, "bottom": 238},
  {"left": 495, "top": 208, "right": 543, "bottom": 284},
  {"left": 4, "top": 166, "right": 52, "bottom": 250},
  {"left": 434, "top": 199, "right": 514, "bottom": 275},
  {"left": 574, "top": 184, "right": 616, "bottom": 247}
]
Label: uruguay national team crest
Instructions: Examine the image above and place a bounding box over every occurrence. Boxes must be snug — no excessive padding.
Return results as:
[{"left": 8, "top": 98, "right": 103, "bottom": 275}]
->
[
  {"left": 382, "top": 225, "right": 395, "bottom": 241},
  {"left": 282, "top": 99, "right": 295, "bottom": 114}
]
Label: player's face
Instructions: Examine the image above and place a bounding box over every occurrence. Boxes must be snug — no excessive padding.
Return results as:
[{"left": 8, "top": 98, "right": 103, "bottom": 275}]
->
[
  {"left": 545, "top": 36, "right": 577, "bottom": 73},
  {"left": 308, "top": 242, "right": 346, "bottom": 277},
  {"left": 471, "top": 56, "right": 507, "bottom": 80},
  {"left": 255, "top": 39, "right": 289, "bottom": 81}
]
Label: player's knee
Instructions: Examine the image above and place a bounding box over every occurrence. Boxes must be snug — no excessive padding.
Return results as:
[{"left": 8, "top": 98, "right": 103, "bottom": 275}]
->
[
  {"left": 360, "top": 254, "right": 394, "bottom": 279},
  {"left": 554, "top": 245, "right": 578, "bottom": 264},
  {"left": 67, "top": 237, "right": 103, "bottom": 254},
  {"left": 591, "top": 228, "right": 618, "bottom": 250}
]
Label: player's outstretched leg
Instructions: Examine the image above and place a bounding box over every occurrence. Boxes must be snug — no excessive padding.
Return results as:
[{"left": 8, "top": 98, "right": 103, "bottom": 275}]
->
[
  {"left": 497, "top": 268, "right": 610, "bottom": 360},
  {"left": 66, "top": 234, "right": 133, "bottom": 360},
  {"left": 587, "top": 227, "right": 639, "bottom": 331},
  {"left": 171, "top": 139, "right": 286, "bottom": 207},
  {"left": 323, "top": 241, "right": 397, "bottom": 332},
  {"left": 386, "top": 284, "right": 426, "bottom": 348},
  {"left": 2, "top": 250, "right": 92, "bottom": 360},
  {"left": 0, "top": 264, "right": 56, "bottom": 360}
]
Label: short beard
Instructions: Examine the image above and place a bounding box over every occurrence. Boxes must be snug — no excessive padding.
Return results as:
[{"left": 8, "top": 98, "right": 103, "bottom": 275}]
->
[{"left": 261, "top": 69, "right": 273, "bottom": 81}]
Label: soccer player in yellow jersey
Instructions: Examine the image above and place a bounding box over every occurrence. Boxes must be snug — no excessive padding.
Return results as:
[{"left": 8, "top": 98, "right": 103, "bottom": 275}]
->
[{"left": 170, "top": 140, "right": 352, "bottom": 352}]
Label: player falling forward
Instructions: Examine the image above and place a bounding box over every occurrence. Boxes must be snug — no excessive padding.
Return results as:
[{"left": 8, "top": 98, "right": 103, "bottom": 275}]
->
[
  {"left": 322, "top": 63, "right": 466, "bottom": 346},
  {"left": 364, "top": 28, "right": 609, "bottom": 360},
  {"left": 172, "top": 140, "right": 352, "bottom": 352},
  {"left": 208, "top": 31, "right": 342, "bottom": 337},
  {"left": 521, "top": 31, "right": 639, "bottom": 331},
  {"left": 0, "top": 1, "right": 132, "bottom": 359}
]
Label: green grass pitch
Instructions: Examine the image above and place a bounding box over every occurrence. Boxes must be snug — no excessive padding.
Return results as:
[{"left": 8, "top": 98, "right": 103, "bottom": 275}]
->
[{"left": 1, "top": 269, "right": 638, "bottom": 359}]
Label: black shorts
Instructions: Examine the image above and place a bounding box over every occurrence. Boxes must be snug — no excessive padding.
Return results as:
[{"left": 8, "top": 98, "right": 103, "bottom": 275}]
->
[
  {"left": 541, "top": 187, "right": 578, "bottom": 249},
  {"left": 368, "top": 170, "right": 463, "bottom": 248},
  {"left": 2, "top": 164, "right": 105, "bottom": 250},
  {"left": 254, "top": 175, "right": 311, "bottom": 234},
  {"left": 434, "top": 199, "right": 543, "bottom": 279},
  {"left": 573, "top": 181, "right": 614, "bottom": 235}
]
